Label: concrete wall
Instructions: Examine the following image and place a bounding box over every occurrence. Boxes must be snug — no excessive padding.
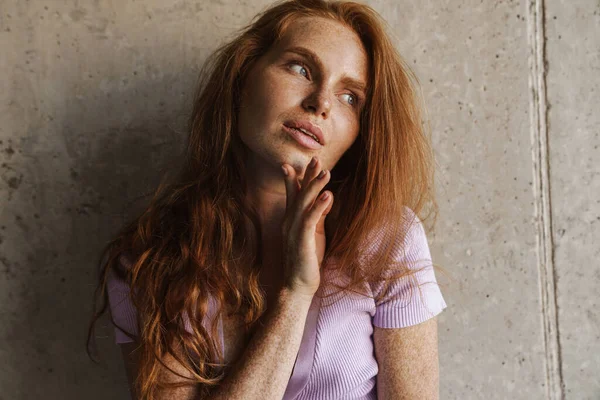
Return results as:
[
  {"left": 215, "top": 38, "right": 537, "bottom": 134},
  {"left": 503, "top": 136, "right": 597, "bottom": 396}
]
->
[{"left": 0, "top": 0, "right": 597, "bottom": 398}]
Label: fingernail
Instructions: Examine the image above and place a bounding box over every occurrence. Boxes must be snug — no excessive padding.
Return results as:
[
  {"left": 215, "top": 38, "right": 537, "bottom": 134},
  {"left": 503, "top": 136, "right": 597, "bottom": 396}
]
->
[
  {"left": 281, "top": 165, "right": 288, "bottom": 176},
  {"left": 318, "top": 169, "right": 327, "bottom": 179},
  {"left": 310, "top": 157, "right": 317, "bottom": 167}
]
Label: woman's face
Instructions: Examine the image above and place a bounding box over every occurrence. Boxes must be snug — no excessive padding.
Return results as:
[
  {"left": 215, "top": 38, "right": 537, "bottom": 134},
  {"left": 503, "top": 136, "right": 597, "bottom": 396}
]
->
[{"left": 237, "top": 16, "right": 369, "bottom": 179}]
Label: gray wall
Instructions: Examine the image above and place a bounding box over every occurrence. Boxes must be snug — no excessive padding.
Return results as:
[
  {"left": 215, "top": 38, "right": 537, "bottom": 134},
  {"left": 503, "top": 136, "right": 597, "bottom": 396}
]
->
[{"left": 0, "top": 0, "right": 597, "bottom": 399}]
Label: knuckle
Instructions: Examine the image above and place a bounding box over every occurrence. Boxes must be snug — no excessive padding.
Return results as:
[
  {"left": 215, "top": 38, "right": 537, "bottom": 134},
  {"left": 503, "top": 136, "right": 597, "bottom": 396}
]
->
[
  {"left": 306, "top": 172, "right": 328, "bottom": 192},
  {"left": 314, "top": 170, "right": 330, "bottom": 185},
  {"left": 296, "top": 195, "right": 315, "bottom": 215},
  {"left": 299, "top": 212, "right": 313, "bottom": 228}
]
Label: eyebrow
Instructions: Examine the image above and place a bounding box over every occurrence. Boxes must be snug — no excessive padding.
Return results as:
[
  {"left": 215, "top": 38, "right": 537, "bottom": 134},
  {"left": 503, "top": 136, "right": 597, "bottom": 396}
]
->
[{"left": 283, "top": 45, "right": 368, "bottom": 95}]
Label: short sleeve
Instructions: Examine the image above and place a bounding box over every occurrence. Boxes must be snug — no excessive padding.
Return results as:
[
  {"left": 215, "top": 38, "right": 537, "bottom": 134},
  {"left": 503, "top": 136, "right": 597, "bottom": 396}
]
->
[
  {"left": 370, "top": 211, "right": 447, "bottom": 328},
  {"left": 105, "top": 253, "right": 139, "bottom": 344}
]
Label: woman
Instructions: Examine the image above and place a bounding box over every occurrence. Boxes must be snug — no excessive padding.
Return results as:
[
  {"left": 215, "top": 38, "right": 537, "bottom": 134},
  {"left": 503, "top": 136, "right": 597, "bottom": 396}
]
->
[{"left": 87, "top": 0, "right": 448, "bottom": 398}]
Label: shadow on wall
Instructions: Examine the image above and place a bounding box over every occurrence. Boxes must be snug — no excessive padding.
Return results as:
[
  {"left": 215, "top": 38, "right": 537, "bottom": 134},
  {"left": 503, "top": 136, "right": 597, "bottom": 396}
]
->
[{"left": 10, "top": 67, "right": 197, "bottom": 398}]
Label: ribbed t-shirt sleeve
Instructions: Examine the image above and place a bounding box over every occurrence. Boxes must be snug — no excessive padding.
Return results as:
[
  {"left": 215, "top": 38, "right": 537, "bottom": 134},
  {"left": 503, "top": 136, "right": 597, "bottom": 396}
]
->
[
  {"left": 370, "top": 211, "right": 447, "bottom": 328},
  {"left": 106, "top": 254, "right": 139, "bottom": 344}
]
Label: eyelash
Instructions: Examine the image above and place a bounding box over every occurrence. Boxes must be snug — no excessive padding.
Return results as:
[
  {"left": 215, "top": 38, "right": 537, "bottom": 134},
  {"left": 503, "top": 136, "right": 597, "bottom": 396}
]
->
[{"left": 288, "top": 60, "right": 361, "bottom": 108}]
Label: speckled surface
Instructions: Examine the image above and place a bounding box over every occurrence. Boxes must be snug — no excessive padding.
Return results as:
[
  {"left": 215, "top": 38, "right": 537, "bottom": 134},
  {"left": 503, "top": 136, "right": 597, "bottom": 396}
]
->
[
  {"left": 0, "top": 0, "right": 596, "bottom": 399},
  {"left": 380, "top": 0, "right": 547, "bottom": 398},
  {"left": 545, "top": 1, "right": 600, "bottom": 398},
  {"left": 0, "top": 1, "right": 231, "bottom": 398}
]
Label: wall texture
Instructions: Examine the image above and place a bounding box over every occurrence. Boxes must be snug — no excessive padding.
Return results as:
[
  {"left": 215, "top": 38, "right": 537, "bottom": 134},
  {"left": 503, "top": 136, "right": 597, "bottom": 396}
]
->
[{"left": 0, "top": 0, "right": 597, "bottom": 399}]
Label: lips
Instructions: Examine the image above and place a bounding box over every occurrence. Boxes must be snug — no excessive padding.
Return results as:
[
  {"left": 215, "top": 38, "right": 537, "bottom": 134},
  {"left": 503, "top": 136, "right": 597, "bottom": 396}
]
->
[
  {"left": 283, "top": 120, "right": 325, "bottom": 145},
  {"left": 283, "top": 124, "right": 323, "bottom": 150}
]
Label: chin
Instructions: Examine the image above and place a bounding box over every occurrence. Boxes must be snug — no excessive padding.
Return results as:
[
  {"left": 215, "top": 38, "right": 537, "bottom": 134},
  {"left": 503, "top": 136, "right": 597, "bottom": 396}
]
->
[{"left": 283, "top": 154, "right": 310, "bottom": 172}]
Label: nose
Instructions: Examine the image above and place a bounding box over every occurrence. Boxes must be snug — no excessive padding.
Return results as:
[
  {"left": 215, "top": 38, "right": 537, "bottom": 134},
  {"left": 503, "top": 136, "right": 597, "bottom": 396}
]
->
[{"left": 302, "top": 89, "right": 331, "bottom": 117}]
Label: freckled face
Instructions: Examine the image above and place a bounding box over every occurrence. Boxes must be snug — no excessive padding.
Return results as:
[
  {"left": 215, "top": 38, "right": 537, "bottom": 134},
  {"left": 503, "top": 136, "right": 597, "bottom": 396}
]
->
[{"left": 237, "top": 16, "right": 369, "bottom": 177}]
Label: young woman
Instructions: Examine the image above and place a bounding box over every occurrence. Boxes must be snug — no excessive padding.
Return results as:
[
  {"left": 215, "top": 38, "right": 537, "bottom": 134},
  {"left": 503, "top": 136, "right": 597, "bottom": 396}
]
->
[{"left": 87, "top": 0, "right": 448, "bottom": 398}]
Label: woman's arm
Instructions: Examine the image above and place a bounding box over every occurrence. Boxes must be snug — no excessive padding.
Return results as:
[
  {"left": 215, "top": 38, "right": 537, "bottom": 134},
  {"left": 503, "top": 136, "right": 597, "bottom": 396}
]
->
[
  {"left": 119, "top": 287, "right": 313, "bottom": 400},
  {"left": 373, "top": 317, "right": 440, "bottom": 399},
  {"left": 209, "top": 287, "right": 312, "bottom": 399}
]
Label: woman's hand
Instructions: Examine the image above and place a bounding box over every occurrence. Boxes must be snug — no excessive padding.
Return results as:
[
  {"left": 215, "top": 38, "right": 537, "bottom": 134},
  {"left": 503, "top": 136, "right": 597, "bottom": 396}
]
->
[{"left": 280, "top": 156, "right": 334, "bottom": 298}]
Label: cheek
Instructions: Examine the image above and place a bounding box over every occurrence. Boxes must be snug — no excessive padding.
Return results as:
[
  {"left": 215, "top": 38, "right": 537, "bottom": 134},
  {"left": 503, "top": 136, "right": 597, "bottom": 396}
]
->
[
  {"left": 245, "top": 74, "right": 291, "bottom": 116},
  {"left": 240, "top": 81, "right": 271, "bottom": 124},
  {"left": 264, "top": 67, "right": 305, "bottom": 101},
  {"left": 339, "top": 119, "right": 360, "bottom": 145}
]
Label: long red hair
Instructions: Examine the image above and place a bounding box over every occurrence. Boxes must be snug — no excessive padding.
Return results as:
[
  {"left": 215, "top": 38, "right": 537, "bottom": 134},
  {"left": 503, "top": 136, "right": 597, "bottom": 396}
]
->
[{"left": 87, "top": 0, "right": 445, "bottom": 398}]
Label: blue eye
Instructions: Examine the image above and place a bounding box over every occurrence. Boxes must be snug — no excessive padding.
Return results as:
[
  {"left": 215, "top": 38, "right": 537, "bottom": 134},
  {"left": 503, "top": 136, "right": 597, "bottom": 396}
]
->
[
  {"left": 342, "top": 93, "right": 358, "bottom": 107},
  {"left": 289, "top": 60, "right": 360, "bottom": 108},
  {"left": 289, "top": 61, "right": 309, "bottom": 78}
]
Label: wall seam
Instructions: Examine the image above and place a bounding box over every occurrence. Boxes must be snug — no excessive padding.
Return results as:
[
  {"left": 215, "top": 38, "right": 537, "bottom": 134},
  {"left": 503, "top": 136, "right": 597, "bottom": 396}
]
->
[{"left": 527, "top": 0, "right": 565, "bottom": 399}]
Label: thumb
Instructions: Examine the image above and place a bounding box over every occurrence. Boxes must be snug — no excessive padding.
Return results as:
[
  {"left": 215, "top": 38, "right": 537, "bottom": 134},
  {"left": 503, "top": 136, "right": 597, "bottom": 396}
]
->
[
  {"left": 315, "top": 192, "right": 333, "bottom": 234},
  {"left": 322, "top": 191, "right": 334, "bottom": 215}
]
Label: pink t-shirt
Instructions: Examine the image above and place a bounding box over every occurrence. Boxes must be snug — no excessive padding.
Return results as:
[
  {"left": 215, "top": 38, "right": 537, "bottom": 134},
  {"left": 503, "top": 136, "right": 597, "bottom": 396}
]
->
[{"left": 106, "top": 209, "right": 447, "bottom": 399}]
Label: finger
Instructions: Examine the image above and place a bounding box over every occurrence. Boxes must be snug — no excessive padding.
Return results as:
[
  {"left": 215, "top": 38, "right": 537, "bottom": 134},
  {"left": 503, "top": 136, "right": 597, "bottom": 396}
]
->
[
  {"left": 315, "top": 191, "right": 334, "bottom": 235},
  {"left": 306, "top": 190, "right": 333, "bottom": 229},
  {"left": 297, "top": 168, "right": 330, "bottom": 214},
  {"left": 322, "top": 191, "right": 334, "bottom": 215},
  {"left": 281, "top": 164, "right": 298, "bottom": 213},
  {"left": 301, "top": 157, "right": 321, "bottom": 190}
]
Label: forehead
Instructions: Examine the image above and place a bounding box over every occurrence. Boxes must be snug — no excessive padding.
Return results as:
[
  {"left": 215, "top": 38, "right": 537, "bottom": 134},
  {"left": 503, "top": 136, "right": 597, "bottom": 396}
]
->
[{"left": 273, "top": 17, "right": 369, "bottom": 81}]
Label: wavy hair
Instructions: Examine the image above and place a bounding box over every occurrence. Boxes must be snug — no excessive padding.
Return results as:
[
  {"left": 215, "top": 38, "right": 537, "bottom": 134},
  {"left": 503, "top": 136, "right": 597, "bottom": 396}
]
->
[{"left": 86, "top": 0, "right": 446, "bottom": 398}]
